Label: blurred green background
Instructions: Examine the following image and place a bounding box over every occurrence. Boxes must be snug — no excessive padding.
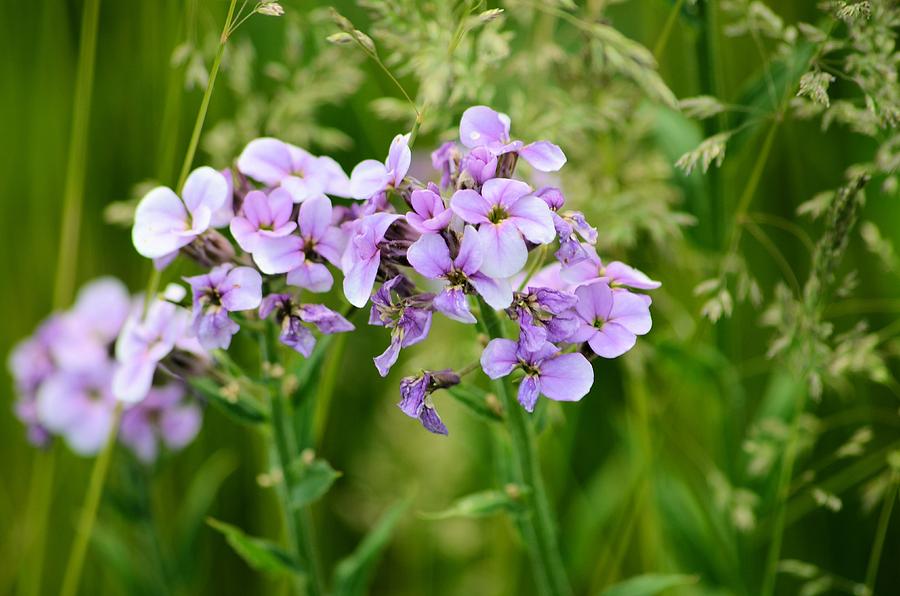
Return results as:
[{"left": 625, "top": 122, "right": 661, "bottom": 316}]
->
[{"left": 2, "top": 0, "right": 900, "bottom": 594}]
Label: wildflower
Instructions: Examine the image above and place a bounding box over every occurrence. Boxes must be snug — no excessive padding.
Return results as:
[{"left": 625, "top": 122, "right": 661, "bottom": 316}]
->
[
  {"left": 132, "top": 166, "right": 228, "bottom": 260},
  {"left": 349, "top": 133, "right": 411, "bottom": 199},
  {"left": 36, "top": 366, "right": 117, "bottom": 455},
  {"left": 451, "top": 178, "right": 555, "bottom": 278},
  {"left": 237, "top": 137, "right": 350, "bottom": 202},
  {"left": 369, "top": 276, "right": 433, "bottom": 376},
  {"left": 405, "top": 184, "right": 453, "bottom": 234},
  {"left": 113, "top": 298, "right": 193, "bottom": 403},
  {"left": 459, "top": 105, "right": 567, "bottom": 172},
  {"left": 508, "top": 287, "right": 579, "bottom": 351},
  {"left": 252, "top": 195, "right": 347, "bottom": 292},
  {"left": 570, "top": 280, "right": 652, "bottom": 358},
  {"left": 480, "top": 339, "right": 593, "bottom": 412},
  {"left": 341, "top": 212, "right": 403, "bottom": 307},
  {"left": 229, "top": 188, "right": 297, "bottom": 253},
  {"left": 185, "top": 264, "right": 263, "bottom": 350},
  {"left": 397, "top": 369, "right": 460, "bottom": 435},
  {"left": 431, "top": 141, "right": 460, "bottom": 189},
  {"left": 407, "top": 226, "right": 512, "bottom": 323},
  {"left": 259, "top": 293, "right": 354, "bottom": 356},
  {"left": 120, "top": 384, "right": 202, "bottom": 463},
  {"left": 460, "top": 146, "right": 498, "bottom": 185},
  {"left": 562, "top": 244, "right": 661, "bottom": 290}
]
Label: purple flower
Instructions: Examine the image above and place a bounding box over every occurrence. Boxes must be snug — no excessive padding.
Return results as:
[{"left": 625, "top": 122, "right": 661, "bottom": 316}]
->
[
  {"left": 210, "top": 167, "right": 236, "bottom": 228},
  {"left": 113, "top": 298, "right": 193, "bottom": 403},
  {"left": 480, "top": 339, "right": 593, "bottom": 412},
  {"left": 237, "top": 137, "right": 351, "bottom": 202},
  {"left": 120, "top": 384, "right": 202, "bottom": 463},
  {"left": 185, "top": 264, "right": 262, "bottom": 351},
  {"left": 460, "top": 146, "right": 498, "bottom": 185},
  {"left": 132, "top": 167, "right": 228, "bottom": 260},
  {"left": 398, "top": 369, "right": 460, "bottom": 435},
  {"left": 431, "top": 141, "right": 460, "bottom": 189},
  {"left": 405, "top": 184, "right": 452, "bottom": 234},
  {"left": 252, "top": 195, "right": 347, "bottom": 293},
  {"left": 450, "top": 178, "right": 555, "bottom": 278},
  {"left": 341, "top": 212, "right": 403, "bottom": 307},
  {"left": 259, "top": 293, "right": 354, "bottom": 357},
  {"left": 369, "top": 277, "right": 433, "bottom": 377},
  {"left": 459, "top": 106, "right": 567, "bottom": 172},
  {"left": 570, "top": 281, "right": 652, "bottom": 358},
  {"left": 562, "top": 244, "right": 661, "bottom": 290},
  {"left": 36, "top": 366, "right": 117, "bottom": 455},
  {"left": 349, "top": 133, "right": 411, "bottom": 199},
  {"left": 229, "top": 188, "right": 296, "bottom": 253},
  {"left": 508, "top": 287, "right": 579, "bottom": 351},
  {"left": 407, "top": 226, "right": 512, "bottom": 323}
]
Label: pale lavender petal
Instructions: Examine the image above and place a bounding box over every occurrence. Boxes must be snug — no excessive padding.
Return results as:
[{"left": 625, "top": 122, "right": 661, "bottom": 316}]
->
[
  {"left": 574, "top": 281, "right": 614, "bottom": 323},
  {"left": 132, "top": 187, "right": 191, "bottom": 258},
  {"left": 480, "top": 178, "right": 532, "bottom": 209},
  {"left": 316, "top": 227, "right": 347, "bottom": 266},
  {"left": 298, "top": 195, "right": 332, "bottom": 241},
  {"left": 605, "top": 261, "right": 662, "bottom": 290},
  {"left": 407, "top": 233, "right": 452, "bottom": 279},
  {"left": 268, "top": 187, "right": 296, "bottom": 228},
  {"left": 476, "top": 222, "right": 528, "bottom": 278},
  {"left": 121, "top": 412, "right": 157, "bottom": 462},
  {"left": 518, "top": 141, "right": 567, "bottom": 172},
  {"left": 195, "top": 309, "right": 239, "bottom": 351},
  {"left": 252, "top": 235, "right": 304, "bottom": 274},
  {"left": 454, "top": 225, "right": 484, "bottom": 275},
  {"left": 182, "top": 166, "right": 227, "bottom": 216},
  {"left": 608, "top": 290, "right": 653, "bottom": 335},
  {"left": 286, "top": 261, "right": 334, "bottom": 293},
  {"left": 35, "top": 375, "right": 83, "bottom": 432},
  {"left": 67, "top": 401, "right": 115, "bottom": 456},
  {"left": 343, "top": 254, "right": 381, "bottom": 308},
  {"left": 229, "top": 216, "right": 260, "bottom": 253},
  {"left": 237, "top": 137, "right": 293, "bottom": 185},
  {"left": 238, "top": 189, "right": 271, "bottom": 228},
  {"left": 433, "top": 287, "right": 476, "bottom": 324},
  {"left": 113, "top": 357, "right": 157, "bottom": 404},
  {"left": 281, "top": 318, "right": 316, "bottom": 356},
  {"left": 374, "top": 335, "right": 402, "bottom": 377},
  {"left": 538, "top": 353, "right": 593, "bottom": 402},
  {"left": 385, "top": 133, "right": 411, "bottom": 186},
  {"left": 160, "top": 403, "right": 202, "bottom": 449},
  {"left": 459, "top": 105, "right": 509, "bottom": 149},
  {"left": 508, "top": 195, "right": 556, "bottom": 244},
  {"left": 281, "top": 175, "right": 325, "bottom": 204},
  {"left": 517, "top": 376, "right": 541, "bottom": 412},
  {"left": 480, "top": 338, "right": 519, "bottom": 379},
  {"left": 317, "top": 156, "right": 352, "bottom": 197},
  {"left": 73, "top": 277, "right": 131, "bottom": 341},
  {"left": 220, "top": 267, "right": 263, "bottom": 311},
  {"left": 469, "top": 272, "right": 513, "bottom": 310},
  {"left": 450, "top": 189, "right": 491, "bottom": 224},
  {"left": 587, "top": 322, "right": 637, "bottom": 358},
  {"left": 349, "top": 159, "right": 392, "bottom": 199},
  {"left": 297, "top": 304, "right": 354, "bottom": 334}
]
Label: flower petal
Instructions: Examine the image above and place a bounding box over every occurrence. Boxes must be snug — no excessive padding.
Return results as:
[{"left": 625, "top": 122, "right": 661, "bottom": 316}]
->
[
  {"left": 609, "top": 290, "right": 652, "bottom": 335},
  {"left": 574, "top": 280, "right": 614, "bottom": 323},
  {"left": 519, "top": 141, "right": 567, "bottom": 172},
  {"left": 480, "top": 178, "right": 532, "bottom": 209},
  {"left": 433, "top": 287, "right": 476, "bottom": 324},
  {"left": 349, "top": 159, "right": 392, "bottom": 199},
  {"left": 508, "top": 195, "right": 556, "bottom": 244},
  {"left": 538, "top": 353, "right": 593, "bottom": 402},
  {"left": 450, "top": 189, "right": 491, "bottom": 224},
  {"left": 182, "top": 166, "right": 227, "bottom": 215},
  {"left": 455, "top": 225, "right": 484, "bottom": 274},
  {"left": 286, "top": 261, "right": 334, "bottom": 293},
  {"left": 469, "top": 272, "right": 513, "bottom": 309},
  {"left": 343, "top": 253, "right": 381, "bottom": 308},
  {"left": 407, "top": 233, "right": 452, "bottom": 279},
  {"left": 237, "top": 137, "right": 292, "bottom": 185},
  {"left": 587, "top": 322, "right": 637, "bottom": 358},
  {"left": 252, "top": 235, "right": 304, "bottom": 274},
  {"left": 385, "top": 133, "right": 411, "bottom": 186},
  {"left": 517, "top": 376, "right": 541, "bottom": 412},
  {"left": 221, "top": 267, "right": 263, "bottom": 311},
  {"left": 480, "top": 338, "right": 519, "bottom": 379},
  {"left": 476, "top": 222, "right": 528, "bottom": 278},
  {"left": 459, "top": 105, "right": 509, "bottom": 149},
  {"left": 605, "top": 261, "right": 662, "bottom": 290},
  {"left": 132, "top": 187, "right": 191, "bottom": 258}
]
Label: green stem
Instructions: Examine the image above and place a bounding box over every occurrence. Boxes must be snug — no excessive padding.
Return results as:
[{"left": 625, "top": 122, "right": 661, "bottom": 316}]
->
[
  {"left": 477, "top": 297, "right": 572, "bottom": 596},
  {"left": 652, "top": 0, "right": 686, "bottom": 60},
  {"left": 261, "top": 329, "right": 324, "bottom": 596},
  {"left": 864, "top": 473, "right": 898, "bottom": 594},
  {"left": 59, "top": 403, "right": 123, "bottom": 596},
  {"left": 26, "top": 1, "right": 102, "bottom": 594}
]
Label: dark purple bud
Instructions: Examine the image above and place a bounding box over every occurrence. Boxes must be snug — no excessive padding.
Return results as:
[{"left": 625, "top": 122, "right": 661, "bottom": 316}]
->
[{"left": 182, "top": 230, "right": 236, "bottom": 267}]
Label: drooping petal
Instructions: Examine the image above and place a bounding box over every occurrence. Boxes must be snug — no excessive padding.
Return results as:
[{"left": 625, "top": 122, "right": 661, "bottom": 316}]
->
[
  {"left": 538, "top": 353, "right": 593, "bottom": 402},
  {"left": 480, "top": 178, "right": 532, "bottom": 209},
  {"left": 468, "top": 272, "right": 513, "bottom": 310},
  {"left": 398, "top": 375, "right": 428, "bottom": 418},
  {"left": 132, "top": 187, "right": 191, "bottom": 258},
  {"left": 252, "top": 235, "right": 304, "bottom": 274},
  {"left": 450, "top": 189, "right": 491, "bottom": 224},
  {"left": 286, "top": 261, "right": 334, "bottom": 293},
  {"left": 297, "top": 304, "right": 354, "bottom": 334},
  {"left": 480, "top": 338, "right": 519, "bottom": 379},
  {"left": 433, "top": 287, "right": 476, "bottom": 324},
  {"left": 237, "top": 137, "right": 294, "bottom": 185},
  {"left": 182, "top": 166, "right": 228, "bottom": 216},
  {"left": 604, "top": 261, "right": 662, "bottom": 290},
  {"left": 518, "top": 141, "right": 567, "bottom": 172},
  {"left": 587, "top": 322, "right": 637, "bottom": 359},
  {"left": 454, "top": 225, "right": 484, "bottom": 275},
  {"left": 459, "top": 105, "right": 509, "bottom": 149},
  {"left": 374, "top": 334, "right": 402, "bottom": 377},
  {"left": 517, "top": 376, "right": 541, "bottom": 412},
  {"left": 508, "top": 195, "right": 556, "bottom": 244},
  {"left": 349, "top": 159, "right": 392, "bottom": 199},
  {"left": 221, "top": 266, "right": 263, "bottom": 311},
  {"left": 407, "top": 233, "right": 452, "bottom": 279},
  {"left": 476, "top": 222, "right": 528, "bottom": 279},
  {"left": 608, "top": 290, "right": 653, "bottom": 335},
  {"left": 343, "top": 253, "right": 381, "bottom": 308},
  {"left": 419, "top": 405, "right": 448, "bottom": 435}
]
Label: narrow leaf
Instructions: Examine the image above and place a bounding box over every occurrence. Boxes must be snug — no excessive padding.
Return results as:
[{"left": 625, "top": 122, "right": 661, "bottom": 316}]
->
[
  {"left": 190, "top": 377, "right": 267, "bottom": 425},
  {"left": 420, "top": 486, "right": 529, "bottom": 520},
  {"left": 599, "top": 573, "right": 699, "bottom": 596},
  {"left": 290, "top": 458, "right": 342, "bottom": 509},
  {"left": 207, "top": 518, "right": 304, "bottom": 577}
]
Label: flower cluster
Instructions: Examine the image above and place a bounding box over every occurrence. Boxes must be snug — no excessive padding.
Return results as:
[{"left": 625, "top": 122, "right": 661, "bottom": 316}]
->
[
  {"left": 123, "top": 104, "right": 658, "bottom": 437},
  {"left": 7, "top": 278, "right": 203, "bottom": 461}
]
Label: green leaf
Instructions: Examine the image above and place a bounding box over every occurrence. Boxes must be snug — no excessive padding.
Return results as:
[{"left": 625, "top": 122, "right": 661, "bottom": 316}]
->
[
  {"left": 207, "top": 518, "right": 304, "bottom": 577},
  {"left": 175, "top": 450, "right": 238, "bottom": 565},
  {"left": 447, "top": 384, "right": 503, "bottom": 422},
  {"left": 332, "top": 498, "right": 410, "bottom": 596},
  {"left": 289, "top": 458, "right": 342, "bottom": 509},
  {"left": 420, "top": 486, "right": 529, "bottom": 520},
  {"left": 189, "top": 377, "right": 267, "bottom": 425},
  {"left": 599, "top": 573, "right": 699, "bottom": 596}
]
